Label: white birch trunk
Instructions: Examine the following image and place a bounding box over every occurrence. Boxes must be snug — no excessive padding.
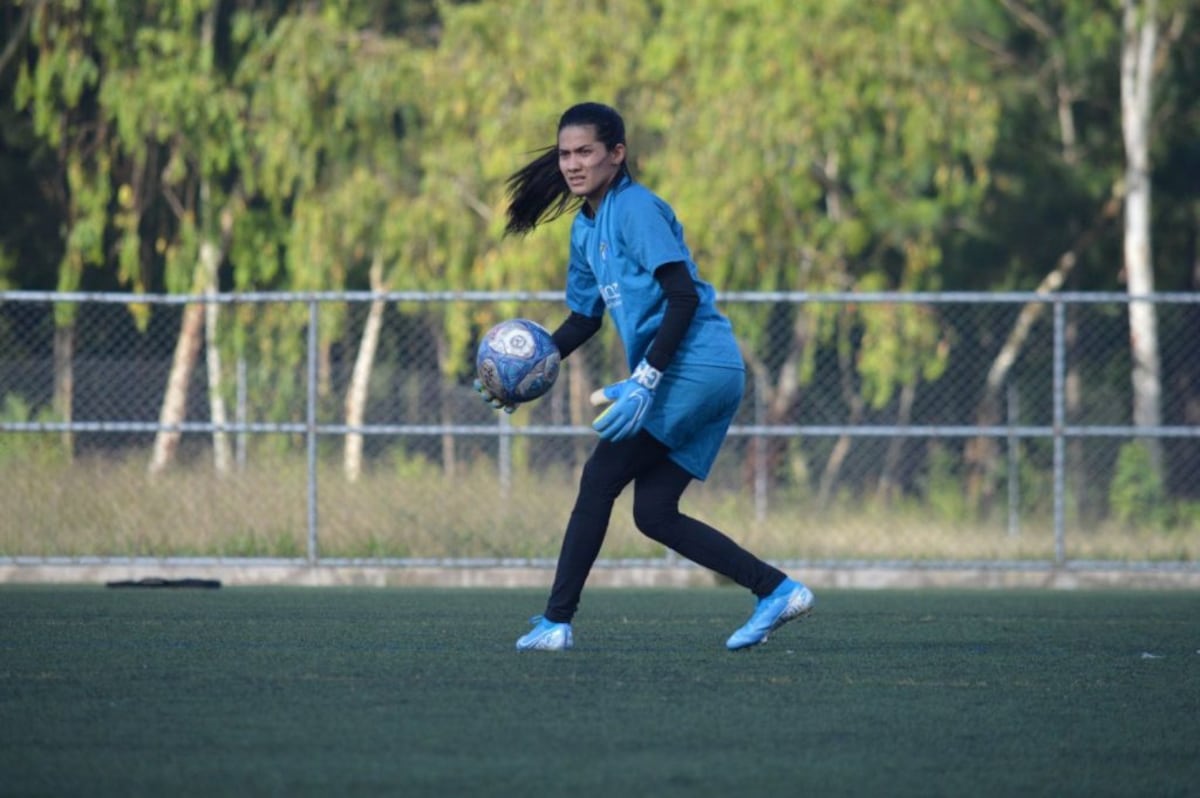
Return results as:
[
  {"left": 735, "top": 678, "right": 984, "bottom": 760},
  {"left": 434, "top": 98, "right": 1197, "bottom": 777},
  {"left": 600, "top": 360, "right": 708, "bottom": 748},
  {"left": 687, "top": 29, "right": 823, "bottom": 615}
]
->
[
  {"left": 202, "top": 236, "right": 231, "bottom": 475},
  {"left": 343, "top": 253, "right": 386, "bottom": 483},
  {"left": 149, "top": 3, "right": 232, "bottom": 477},
  {"left": 1121, "top": 0, "right": 1162, "bottom": 470},
  {"left": 52, "top": 323, "right": 75, "bottom": 461},
  {"left": 149, "top": 302, "right": 204, "bottom": 475}
]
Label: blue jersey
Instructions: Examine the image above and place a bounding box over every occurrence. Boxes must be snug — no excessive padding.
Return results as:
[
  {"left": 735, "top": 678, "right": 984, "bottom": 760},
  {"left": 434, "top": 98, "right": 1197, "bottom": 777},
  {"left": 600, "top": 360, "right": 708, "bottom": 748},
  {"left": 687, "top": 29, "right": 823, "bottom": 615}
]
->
[
  {"left": 564, "top": 175, "right": 743, "bottom": 479},
  {"left": 565, "top": 175, "right": 743, "bottom": 372}
]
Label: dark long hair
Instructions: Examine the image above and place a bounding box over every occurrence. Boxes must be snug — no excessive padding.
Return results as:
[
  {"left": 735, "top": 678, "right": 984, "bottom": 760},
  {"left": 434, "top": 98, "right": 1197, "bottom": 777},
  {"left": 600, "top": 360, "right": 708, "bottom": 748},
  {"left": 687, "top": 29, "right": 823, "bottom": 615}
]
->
[{"left": 504, "top": 102, "right": 630, "bottom": 237}]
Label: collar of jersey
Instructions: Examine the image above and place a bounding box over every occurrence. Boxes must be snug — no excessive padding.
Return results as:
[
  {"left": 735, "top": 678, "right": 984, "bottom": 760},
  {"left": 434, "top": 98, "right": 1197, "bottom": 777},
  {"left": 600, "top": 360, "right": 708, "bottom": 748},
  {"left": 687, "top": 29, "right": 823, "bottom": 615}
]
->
[{"left": 579, "top": 173, "right": 633, "bottom": 224}]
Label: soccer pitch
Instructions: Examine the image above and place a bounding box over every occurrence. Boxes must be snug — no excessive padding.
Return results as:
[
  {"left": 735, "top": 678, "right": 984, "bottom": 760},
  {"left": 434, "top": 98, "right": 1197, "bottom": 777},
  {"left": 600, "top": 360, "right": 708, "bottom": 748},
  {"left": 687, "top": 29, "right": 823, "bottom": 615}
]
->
[{"left": 1, "top": 585, "right": 1197, "bottom": 797}]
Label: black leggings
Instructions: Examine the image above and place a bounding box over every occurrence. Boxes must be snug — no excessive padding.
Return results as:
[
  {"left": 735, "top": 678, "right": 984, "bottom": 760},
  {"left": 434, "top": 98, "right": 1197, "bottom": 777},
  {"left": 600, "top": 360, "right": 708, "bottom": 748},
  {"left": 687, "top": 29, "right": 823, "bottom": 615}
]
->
[{"left": 543, "top": 432, "right": 787, "bottom": 623}]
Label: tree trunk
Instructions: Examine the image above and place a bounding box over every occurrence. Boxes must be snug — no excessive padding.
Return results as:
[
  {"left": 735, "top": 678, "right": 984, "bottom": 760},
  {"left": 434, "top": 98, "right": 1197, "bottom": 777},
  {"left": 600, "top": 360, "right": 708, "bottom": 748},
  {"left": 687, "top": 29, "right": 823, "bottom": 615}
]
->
[
  {"left": 0, "top": 0, "right": 35, "bottom": 78},
  {"left": 343, "top": 253, "right": 386, "bottom": 483},
  {"left": 149, "top": 4, "right": 234, "bottom": 477},
  {"left": 198, "top": 0, "right": 230, "bottom": 477},
  {"left": 434, "top": 325, "right": 457, "bottom": 478},
  {"left": 52, "top": 323, "right": 75, "bottom": 461},
  {"left": 439, "top": 372, "right": 457, "bottom": 479},
  {"left": 154, "top": 195, "right": 234, "bottom": 477},
  {"left": 964, "top": 190, "right": 1121, "bottom": 507},
  {"left": 1121, "top": 0, "right": 1163, "bottom": 472},
  {"left": 740, "top": 303, "right": 815, "bottom": 496},
  {"left": 817, "top": 316, "right": 864, "bottom": 508},
  {"left": 202, "top": 235, "right": 231, "bottom": 475},
  {"left": 149, "top": 302, "right": 204, "bottom": 474},
  {"left": 1065, "top": 310, "right": 1087, "bottom": 520},
  {"left": 875, "top": 380, "right": 916, "bottom": 504}
]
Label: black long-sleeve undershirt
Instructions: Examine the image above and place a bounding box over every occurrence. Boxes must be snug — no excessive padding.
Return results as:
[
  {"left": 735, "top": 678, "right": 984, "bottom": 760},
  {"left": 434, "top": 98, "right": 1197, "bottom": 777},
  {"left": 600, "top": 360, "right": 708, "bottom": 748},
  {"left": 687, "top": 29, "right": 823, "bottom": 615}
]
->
[
  {"left": 550, "top": 311, "right": 602, "bottom": 360},
  {"left": 644, "top": 260, "right": 699, "bottom": 370},
  {"left": 550, "top": 260, "right": 699, "bottom": 372}
]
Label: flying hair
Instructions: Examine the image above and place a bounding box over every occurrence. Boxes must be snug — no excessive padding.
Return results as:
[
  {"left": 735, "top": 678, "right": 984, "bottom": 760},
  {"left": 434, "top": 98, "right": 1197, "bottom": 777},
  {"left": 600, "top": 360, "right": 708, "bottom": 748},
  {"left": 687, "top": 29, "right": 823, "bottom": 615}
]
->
[{"left": 504, "top": 103, "right": 631, "bottom": 237}]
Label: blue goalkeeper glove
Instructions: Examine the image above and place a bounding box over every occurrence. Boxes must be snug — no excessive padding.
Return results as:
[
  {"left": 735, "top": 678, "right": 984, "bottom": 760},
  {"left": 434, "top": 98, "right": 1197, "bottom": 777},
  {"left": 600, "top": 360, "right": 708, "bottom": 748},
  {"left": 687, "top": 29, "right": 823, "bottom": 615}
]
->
[
  {"left": 592, "top": 359, "right": 662, "bottom": 442},
  {"left": 474, "top": 378, "right": 516, "bottom": 414}
]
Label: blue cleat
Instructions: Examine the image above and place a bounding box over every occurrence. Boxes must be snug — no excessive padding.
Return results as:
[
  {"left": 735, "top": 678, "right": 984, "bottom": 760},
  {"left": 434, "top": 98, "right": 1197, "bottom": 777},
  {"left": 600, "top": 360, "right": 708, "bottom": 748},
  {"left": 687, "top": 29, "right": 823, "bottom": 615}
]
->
[
  {"left": 516, "top": 616, "right": 574, "bottom": 651},
  {"left": 725, "top": 578, "right": 814, "bottom": 651}
]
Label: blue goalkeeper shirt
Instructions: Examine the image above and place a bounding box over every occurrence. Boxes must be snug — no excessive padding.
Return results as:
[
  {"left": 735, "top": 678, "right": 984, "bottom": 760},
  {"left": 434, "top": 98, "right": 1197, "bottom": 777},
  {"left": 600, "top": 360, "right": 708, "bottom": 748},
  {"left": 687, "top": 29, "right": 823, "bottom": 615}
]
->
[
  {"left": 565, "top": 174, "right": 742, "bottom": 372},
  {"left": 564, "top": 174, "right": 744, "bottom": 479}
]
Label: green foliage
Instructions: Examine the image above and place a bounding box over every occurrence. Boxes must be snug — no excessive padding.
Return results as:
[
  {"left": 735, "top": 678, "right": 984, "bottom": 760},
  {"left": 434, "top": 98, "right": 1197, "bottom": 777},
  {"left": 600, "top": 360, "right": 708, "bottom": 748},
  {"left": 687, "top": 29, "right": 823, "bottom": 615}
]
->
[
  {"left": 13, "top": 3, "right": 119, "bottom": 316},
  {"left": 7, "top": 0, "right": 1197, "bottom": 304},
  {"left": 1109, "top": 440, "right": 1169, "bottom": 528},
  {"left": 0, "top": 245, "right": 14, "bottom": 290},
  {"left": 855, "top": 298, "right": 951, "bottom": 411},
  {"left": 1174, "top": 501, "right": 1200, "bottom": 533},
  {"left": 391, "top": 447, "right": 435, "bottom": 481},
  {"left": 3, "top": 0, "right": 1198, "bottom": 484},
  {"left": 995, "top": 440, "right": 1056, "bottom": 518},
  {"left": 638, "top": 0, "right": 998, "bottom": 292},
  {"left": 919, "top": 443, "right": 971, "bottom": 522},
  {"left": 627, "top": 0, "right": 1001, "bottom": 417},
  {"left": 0, "top": 394, "right": 65, "bottom": 467}
]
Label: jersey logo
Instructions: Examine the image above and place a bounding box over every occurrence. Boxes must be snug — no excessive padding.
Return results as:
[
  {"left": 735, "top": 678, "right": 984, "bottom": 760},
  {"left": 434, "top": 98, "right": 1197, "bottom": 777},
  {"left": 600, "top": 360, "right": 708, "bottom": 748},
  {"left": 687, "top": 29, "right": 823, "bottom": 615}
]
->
[{"left": 600, "top": 282, "right": 622, "bottom": 308}]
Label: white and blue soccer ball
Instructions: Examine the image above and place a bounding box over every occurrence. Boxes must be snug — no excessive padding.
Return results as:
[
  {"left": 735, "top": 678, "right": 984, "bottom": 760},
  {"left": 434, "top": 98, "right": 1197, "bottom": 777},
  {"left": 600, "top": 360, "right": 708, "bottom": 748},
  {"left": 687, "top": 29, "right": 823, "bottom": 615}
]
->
[{"left": 475, "top": 319, "right": 560, "bottom": 405}]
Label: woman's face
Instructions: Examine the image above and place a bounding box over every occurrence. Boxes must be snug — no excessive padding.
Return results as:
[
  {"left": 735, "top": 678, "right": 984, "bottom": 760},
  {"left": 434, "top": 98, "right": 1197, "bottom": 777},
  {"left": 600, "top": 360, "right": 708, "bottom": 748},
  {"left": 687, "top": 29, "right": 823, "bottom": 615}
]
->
[{"left": 558, "top": 124, "right": 625, "bottom": 209}]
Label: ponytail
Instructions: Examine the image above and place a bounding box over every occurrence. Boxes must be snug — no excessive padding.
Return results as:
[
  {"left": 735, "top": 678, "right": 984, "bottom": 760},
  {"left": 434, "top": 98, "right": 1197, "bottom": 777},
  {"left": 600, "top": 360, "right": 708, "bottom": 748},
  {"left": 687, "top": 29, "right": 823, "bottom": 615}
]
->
[
  {"left": 505, "top": 102, "right": 631, "bottom": 237},
  {"left": 504, "top": 146, "right": 577, "bottom": 237}
]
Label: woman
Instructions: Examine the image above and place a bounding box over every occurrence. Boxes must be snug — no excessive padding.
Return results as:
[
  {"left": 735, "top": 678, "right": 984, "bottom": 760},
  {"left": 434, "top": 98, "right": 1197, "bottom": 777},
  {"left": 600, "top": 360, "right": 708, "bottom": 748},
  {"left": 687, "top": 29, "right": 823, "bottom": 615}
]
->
[{"left": 479, "top": 102, "right": 813, "bottom": 651}]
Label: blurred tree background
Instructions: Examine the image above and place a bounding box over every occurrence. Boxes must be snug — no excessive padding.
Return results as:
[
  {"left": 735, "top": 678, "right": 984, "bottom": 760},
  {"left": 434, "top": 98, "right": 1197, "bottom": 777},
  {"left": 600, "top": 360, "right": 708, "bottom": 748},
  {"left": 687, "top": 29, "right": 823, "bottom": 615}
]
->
[
  {"left": 0, "top": 0, "right": 1197, "bottom": 516},
  {"left": 5, "top": 0, "right": 1196, "bottom": 301}
]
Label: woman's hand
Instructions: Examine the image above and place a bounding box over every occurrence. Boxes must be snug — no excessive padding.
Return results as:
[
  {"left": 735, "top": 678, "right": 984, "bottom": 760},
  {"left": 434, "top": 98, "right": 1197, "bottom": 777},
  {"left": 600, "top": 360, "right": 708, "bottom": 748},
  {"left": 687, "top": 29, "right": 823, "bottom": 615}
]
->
[{"left": 592, "top": 360, "right": 661, "bottom": 441}]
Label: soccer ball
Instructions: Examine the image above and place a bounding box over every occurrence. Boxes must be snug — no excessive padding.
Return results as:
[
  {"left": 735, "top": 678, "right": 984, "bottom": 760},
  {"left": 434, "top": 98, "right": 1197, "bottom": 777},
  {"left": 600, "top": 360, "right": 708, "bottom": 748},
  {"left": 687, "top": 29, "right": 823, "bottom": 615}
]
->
[{"left": 475, "top": 319, "right": 560, "bottom": 405}]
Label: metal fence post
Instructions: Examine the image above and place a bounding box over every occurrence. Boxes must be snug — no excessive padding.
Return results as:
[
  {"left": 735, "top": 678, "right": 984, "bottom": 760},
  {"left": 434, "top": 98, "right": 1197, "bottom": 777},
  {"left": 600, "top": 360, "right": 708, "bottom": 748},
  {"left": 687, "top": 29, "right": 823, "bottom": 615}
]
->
[
  {"left": 498, "top": 410, "right": 512, "bottom": 497},
  {"left": 307, "top": 298, "right": 319, "bottom": 565},
  {"left": 754, "top": 368, "right": 768, "bottom": 523},
  {"left": 236, "top": 355, "right": 247, "bottom": 471},
  {"left": 1007, "top": 381, "right": 1020, "bottom": 539},
  {"left": 1052, "top": 299, "right": 1066, "bottom": 566}
]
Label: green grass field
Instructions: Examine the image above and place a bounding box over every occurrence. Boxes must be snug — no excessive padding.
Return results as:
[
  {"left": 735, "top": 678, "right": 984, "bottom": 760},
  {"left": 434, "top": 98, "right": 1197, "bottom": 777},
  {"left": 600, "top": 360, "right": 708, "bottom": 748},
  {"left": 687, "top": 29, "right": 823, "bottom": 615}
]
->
[{"left": 2, "top": 585, "right": 1197, "bottom": 797}]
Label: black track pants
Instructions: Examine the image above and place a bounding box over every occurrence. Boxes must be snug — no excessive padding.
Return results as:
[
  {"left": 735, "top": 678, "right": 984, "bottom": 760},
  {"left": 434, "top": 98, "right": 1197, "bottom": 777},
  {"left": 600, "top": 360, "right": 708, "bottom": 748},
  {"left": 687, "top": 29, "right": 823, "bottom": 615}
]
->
[{"left": 543, "top": 432, "right": 787, "bottom": 623}]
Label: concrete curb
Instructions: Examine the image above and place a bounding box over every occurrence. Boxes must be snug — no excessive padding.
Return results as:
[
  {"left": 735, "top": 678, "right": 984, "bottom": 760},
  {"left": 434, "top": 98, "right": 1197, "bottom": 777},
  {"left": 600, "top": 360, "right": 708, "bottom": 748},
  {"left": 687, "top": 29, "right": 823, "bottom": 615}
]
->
[{"left": 4, "top": 563, "right": 1199, "bottom": 590}]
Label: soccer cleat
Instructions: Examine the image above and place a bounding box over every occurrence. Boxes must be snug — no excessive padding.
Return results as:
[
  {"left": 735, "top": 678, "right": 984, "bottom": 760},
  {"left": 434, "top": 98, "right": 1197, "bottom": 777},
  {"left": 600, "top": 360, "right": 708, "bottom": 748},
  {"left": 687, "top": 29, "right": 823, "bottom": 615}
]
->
[
  {"left": 725, "top": 578, "right": 814, "bottom": 651},
  {"left": 515, "top": 615, "right": 574, "bottom": 651}
]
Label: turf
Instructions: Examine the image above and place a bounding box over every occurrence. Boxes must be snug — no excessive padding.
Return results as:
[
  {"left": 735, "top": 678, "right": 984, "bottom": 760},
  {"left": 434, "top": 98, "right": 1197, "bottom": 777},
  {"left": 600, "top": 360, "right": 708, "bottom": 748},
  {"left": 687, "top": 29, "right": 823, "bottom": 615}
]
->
[{"left": 1, "top": 585, "right": 1197, "bottom": 797}]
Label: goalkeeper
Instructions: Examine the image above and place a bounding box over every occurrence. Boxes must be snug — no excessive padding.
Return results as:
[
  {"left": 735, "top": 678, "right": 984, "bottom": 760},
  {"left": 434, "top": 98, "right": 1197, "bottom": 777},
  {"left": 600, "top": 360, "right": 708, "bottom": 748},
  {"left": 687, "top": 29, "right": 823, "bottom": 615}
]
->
[{"left": 479, "top": 102, "right": 814, "bottom": 652}]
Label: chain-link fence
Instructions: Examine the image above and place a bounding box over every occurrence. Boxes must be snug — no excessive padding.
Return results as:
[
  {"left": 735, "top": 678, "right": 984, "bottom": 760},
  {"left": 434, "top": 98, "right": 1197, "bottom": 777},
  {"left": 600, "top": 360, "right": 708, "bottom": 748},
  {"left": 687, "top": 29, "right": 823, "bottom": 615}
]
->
[{"left": 2, "top": 290, "right": 1198, "bottom": 572}]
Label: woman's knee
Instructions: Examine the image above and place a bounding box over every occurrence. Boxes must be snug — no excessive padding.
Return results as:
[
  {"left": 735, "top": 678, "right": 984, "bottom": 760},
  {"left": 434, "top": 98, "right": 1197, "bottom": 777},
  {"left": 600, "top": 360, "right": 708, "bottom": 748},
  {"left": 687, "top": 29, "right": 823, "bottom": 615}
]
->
[{"left": 632, "top": 496, "right": 680, "bottom": 542}]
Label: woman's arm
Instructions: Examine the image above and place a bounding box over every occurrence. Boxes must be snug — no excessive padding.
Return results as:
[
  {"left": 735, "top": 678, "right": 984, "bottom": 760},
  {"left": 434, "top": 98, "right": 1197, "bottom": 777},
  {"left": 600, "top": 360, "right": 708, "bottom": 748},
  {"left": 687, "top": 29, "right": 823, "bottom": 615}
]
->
[
  {"left": 644, "top": 260, "right": 699, "bottom": 370},
  {"left": 551, "top": 311, "right": 603, "bottom": 359}
]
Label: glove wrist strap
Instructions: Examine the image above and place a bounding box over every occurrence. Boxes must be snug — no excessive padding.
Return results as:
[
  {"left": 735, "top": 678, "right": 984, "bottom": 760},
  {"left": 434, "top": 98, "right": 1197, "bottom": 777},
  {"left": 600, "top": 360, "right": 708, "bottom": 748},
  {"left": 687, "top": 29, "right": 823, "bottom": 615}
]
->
[{"left": 631, "top": 359, "right": 662, "bottom": 390}]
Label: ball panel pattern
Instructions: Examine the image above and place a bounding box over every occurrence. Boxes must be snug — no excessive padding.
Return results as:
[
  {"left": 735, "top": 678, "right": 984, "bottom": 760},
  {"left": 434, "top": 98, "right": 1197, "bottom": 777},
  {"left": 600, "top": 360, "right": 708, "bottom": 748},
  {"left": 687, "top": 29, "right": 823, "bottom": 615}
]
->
[{"left": 475, "top": 319, "right": 560, "bottom": 404}]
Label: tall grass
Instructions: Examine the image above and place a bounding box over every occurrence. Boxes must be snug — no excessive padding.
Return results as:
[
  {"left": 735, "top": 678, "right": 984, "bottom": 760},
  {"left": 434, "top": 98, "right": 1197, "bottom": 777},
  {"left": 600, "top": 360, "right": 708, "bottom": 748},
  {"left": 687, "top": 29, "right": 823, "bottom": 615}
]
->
[{"left": 2, "top": 451, "right": 1198, "bottom": 563}]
